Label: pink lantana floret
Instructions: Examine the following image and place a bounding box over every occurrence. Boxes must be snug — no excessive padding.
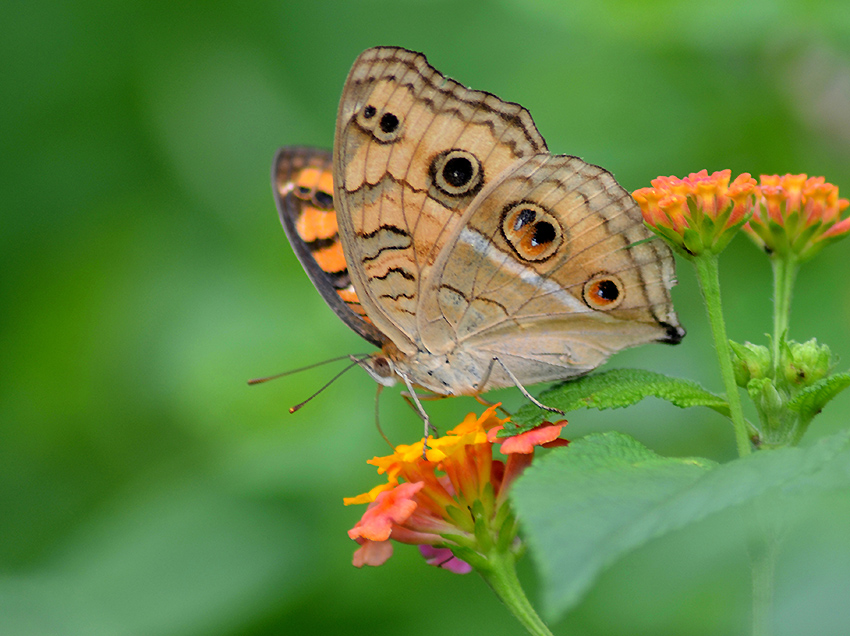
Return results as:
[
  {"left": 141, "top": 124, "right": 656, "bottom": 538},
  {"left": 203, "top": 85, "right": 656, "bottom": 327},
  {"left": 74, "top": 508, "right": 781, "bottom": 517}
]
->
[
  {"left": 348, "top": 481, "right": 424, "bottom": 542},
  {"left": 418, "top": 545, "right": 473, "bottom": 574},
  {"left": 352, "top": 538, "right": 394, "bottom": 568}
]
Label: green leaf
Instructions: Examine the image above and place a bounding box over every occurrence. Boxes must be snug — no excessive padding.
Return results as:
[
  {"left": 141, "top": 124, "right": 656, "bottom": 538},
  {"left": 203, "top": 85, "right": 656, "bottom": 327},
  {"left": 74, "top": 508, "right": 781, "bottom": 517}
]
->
[
  {"left": 509, "top": 369, "right": 729, "bottom": 432},
  {"left": 787, "top": 372, "right": 850, "bottom": 424},
  {"left": 512, "top": 429, "right": 850, "bottom": 620}
]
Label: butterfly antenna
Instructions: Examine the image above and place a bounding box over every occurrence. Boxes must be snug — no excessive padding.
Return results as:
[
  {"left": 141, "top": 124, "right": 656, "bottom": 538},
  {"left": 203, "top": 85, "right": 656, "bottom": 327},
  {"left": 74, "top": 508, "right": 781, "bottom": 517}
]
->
[
  {"left": 247, "top": 355, "right": 366, "bottom": 385},
  {"left": 288, "top": 356, "right": 369, "bottom": 414}
]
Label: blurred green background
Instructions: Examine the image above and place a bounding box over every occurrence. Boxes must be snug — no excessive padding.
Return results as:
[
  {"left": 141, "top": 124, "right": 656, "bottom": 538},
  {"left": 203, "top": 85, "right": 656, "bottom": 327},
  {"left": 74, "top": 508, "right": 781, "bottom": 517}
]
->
[{"left": 3, "top": 1, "right": 850, "bottom": 634}]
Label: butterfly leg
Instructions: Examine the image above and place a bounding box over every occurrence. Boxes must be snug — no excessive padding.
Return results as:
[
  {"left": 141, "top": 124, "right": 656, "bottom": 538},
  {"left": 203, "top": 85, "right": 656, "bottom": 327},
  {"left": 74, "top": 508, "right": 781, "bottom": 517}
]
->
[
  {"left": 401, "top": 391, "right": 449, "bottom": 402},
  {"left": 492, "top": 357, "right": 564, "bottom": 416},
  {"left": 399, "top": 372, "right": 436, "bottom": 457}
]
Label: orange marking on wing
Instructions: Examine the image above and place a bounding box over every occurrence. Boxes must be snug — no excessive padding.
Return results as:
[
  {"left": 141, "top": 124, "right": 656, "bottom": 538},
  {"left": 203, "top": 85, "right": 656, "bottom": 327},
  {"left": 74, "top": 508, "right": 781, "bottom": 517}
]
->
[
  {"left": 312, "top": 240, "right": 347, "bottom": 273},
  {"left": 317, "top": 170, "right": 334, "bottom": 195},
  {"left": 295, "top": 167, "right": 324, "bottom": 191},
  {"left": 337, "top": 288, "right": 359, "bottom": 303},
  {"left": 296, "top": 206, "right": 338, "bottom": 242},
  {"left": 337, "top": 287, "right": 370, "bottom": 320}
]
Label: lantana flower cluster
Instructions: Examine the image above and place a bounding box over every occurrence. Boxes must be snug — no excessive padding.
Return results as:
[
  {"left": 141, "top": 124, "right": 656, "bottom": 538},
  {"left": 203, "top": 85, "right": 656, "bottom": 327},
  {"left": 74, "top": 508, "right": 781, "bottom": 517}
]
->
[
  {"left": 744, "top": 174, "right": 850, "bottom": 261},
  {"left": 633, "top": 170, "right": 849, "bottom": 260},
  {"left": 345, "top": 405, "right": 567, "bottom": 572},
  {"left": 632, "top": 169, "right": 757, "bottom": 256}
]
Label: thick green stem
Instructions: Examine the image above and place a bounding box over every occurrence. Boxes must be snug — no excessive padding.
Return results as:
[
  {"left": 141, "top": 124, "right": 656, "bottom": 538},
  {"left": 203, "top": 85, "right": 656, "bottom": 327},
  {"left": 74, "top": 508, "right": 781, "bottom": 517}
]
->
[
  {"left": 770, "top": 256, "right": 798, "bottom": 371},
  {"left": 477, "top": 550, "right": 554, "bottom": 636},
  {"left": 693, "top": 253, "right": 752, "bottom": 457}
]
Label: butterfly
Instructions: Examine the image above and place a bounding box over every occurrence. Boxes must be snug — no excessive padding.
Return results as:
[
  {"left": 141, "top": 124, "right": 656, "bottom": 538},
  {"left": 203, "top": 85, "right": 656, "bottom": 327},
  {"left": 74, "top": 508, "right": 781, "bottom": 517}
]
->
[{"left": 272, "top": 46, "right": 684, "bottom": 419}]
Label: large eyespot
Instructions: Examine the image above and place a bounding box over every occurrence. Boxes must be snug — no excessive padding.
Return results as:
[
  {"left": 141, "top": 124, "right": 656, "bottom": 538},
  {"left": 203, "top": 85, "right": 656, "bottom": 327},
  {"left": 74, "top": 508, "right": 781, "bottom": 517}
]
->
[
  {"left": 582, "top": 273, "right": 625, "bottom": 310},
  {"left": 500, "top": 201, "right": 563, "bottom": 262},
  {"left": 355, "top": 104, "right": 403, "bottom": 143},
  {"left": 431, "top": 149, "right": 483, "bottom": 197}
]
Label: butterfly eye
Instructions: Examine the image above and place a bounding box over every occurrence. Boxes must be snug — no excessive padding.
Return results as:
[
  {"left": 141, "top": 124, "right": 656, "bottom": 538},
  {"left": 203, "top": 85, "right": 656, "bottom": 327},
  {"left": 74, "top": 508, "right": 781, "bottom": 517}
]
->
[
  {"left": 370, "top": 355, "right": 392, "bottom": 378},
  {"left": 431, "top": 149, "right": 483, "bottom": 197},
  {"left": 582, "top": 273, "right": 625, "bottom": 310},
  {"left": 500, "top": 201, "right": 563, "bottom": 262}
]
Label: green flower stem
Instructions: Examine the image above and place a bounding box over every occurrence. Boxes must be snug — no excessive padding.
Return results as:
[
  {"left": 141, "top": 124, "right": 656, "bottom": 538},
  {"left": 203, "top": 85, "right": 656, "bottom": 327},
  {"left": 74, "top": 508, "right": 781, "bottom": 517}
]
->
[
  {"left": 693, "top": 253, "right": 752, "bottom": 457},
  {"left": 770, "top": 255, "right": 798, "bottom": 370},
  {"left": 477, "top": 550, "right": 554, "bottom": 636}
]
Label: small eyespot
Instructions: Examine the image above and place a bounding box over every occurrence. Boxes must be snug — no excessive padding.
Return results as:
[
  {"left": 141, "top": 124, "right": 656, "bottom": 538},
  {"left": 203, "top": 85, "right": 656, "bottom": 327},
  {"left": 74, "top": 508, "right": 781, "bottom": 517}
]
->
[
  {"left": 379, "top": 112, "right": 399, "bottom": 133},
  {"left": 582, "top": 273, "right": 625, "bottom": 310},
  {"left": 314, "top": 190, "right": 333, "bottom": 209},
  {"left": 500, "top": 201, "right": 563, "bottom": 262},
  {"left": 431, "top": 149, "right": 483, "bottom": 197},
  {"left": 514, "top": 208, "right": 536, "bottom": 231},
  {"left": 354, "top": 106, "right": 402, "bottom": 142},
  {"left": 531, "top": 221, "right": 556, "bottom": 246}
]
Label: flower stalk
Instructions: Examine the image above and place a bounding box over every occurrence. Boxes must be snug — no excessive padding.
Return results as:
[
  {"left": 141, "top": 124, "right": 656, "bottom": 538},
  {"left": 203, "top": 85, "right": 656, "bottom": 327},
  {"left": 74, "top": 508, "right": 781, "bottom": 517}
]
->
[
  {"left": 476, "top": 547, "right": 555, "bottom": 636},
  {"left": 770, "top": 255, "right": 797, "bottom": 373},
  {"left": 693, "top": 253, "right": 753, "bottom": 456},
  {"left": 634, "top": 170, "right": 758, "bottom": 456}
]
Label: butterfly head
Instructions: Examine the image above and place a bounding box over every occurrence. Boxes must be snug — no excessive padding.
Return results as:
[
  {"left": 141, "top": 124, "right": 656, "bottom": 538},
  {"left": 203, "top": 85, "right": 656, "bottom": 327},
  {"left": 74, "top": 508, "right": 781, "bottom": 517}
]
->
[{"left": 358, "top": 352, "right": 399, "bottom": 388}]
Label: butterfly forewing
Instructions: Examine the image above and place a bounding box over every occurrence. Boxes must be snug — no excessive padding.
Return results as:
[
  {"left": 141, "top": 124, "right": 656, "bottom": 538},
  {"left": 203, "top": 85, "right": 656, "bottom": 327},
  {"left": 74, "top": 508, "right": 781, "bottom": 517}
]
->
[{"left": 332, "top": 47, "right": 549, "bottom": 353}]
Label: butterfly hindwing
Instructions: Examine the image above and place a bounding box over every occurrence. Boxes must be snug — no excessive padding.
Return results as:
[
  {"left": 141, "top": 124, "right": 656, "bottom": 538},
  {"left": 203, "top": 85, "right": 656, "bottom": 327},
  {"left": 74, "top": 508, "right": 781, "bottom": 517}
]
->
[
  {"left": 417, "top": 153, "right": 682, "bottom": 386},
  {"left": 272, "top": 146, "right": 387, "bottom": 347}
]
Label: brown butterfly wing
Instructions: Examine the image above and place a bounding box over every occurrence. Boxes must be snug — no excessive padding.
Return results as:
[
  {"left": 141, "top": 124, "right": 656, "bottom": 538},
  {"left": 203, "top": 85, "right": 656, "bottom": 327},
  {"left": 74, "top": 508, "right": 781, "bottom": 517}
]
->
[
  {"left": 272, "top": 146, "right": 387, "bottom": 347},
  {"left": 417, "top": 153, "right": 683, "bottom": 388},
  {"left": 333, "top": 46, "right": 548, "bottom": 355}
]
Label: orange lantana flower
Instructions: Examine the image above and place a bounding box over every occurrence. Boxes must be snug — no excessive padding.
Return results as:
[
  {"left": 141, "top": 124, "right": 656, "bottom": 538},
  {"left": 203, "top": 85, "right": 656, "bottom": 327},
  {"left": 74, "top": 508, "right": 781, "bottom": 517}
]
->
[
  {"left": 633, "top": 169, "right": 758, "bottom": 257},
  {"left": 345, "top": 406, "right": 567, "bottom": 573},
  {"left": 744, "top": 174, "right": 850, "bottom": 261}
]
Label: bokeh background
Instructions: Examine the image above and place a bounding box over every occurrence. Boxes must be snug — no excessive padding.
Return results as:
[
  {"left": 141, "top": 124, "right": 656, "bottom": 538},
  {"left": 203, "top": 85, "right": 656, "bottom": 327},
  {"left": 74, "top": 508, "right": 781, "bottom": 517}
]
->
[{"left": 3, "top": 1, "right": 850, "bottom": 634}]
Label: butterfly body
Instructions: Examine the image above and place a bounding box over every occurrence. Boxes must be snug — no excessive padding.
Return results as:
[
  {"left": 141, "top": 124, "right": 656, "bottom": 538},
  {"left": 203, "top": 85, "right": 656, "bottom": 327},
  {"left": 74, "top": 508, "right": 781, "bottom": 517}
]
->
[{"left": 274, "top": 47, "right": 683, "bottom": 401}]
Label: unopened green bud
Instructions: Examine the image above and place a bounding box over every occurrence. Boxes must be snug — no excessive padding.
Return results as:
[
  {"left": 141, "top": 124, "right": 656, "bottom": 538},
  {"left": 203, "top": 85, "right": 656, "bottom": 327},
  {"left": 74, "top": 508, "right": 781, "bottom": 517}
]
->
[
  {"left": 784, "top": 339, "right": 834, "bottom": 387},
  {"left": 730, "top": 340, "right": 772, "bottom": 387}
]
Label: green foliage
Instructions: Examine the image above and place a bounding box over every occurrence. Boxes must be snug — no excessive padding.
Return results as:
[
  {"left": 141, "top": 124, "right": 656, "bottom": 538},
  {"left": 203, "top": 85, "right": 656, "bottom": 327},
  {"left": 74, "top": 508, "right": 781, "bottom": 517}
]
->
[
  {"left": 508, "top": 369, "right": 729, "bottom": 431},
  {"left": 512, "top": 429, "right": 850, "bottom": 620},
  {"left": 732, "top": 336, "right": 849, "bottom": 447},
  {"left": 788, "top": 373, "right": 850, "bottom": 426}
]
